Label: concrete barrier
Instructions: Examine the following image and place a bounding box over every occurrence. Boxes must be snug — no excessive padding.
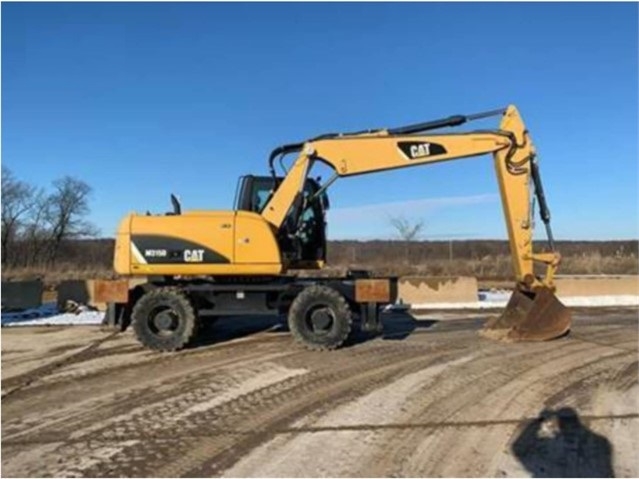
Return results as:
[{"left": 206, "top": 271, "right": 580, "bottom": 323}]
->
[
  {"left": 398, "top": 276, "right": 478, "bottom": 304},
  {"left": 555, "top": 276, "right": 639, "bottom": 297},
  {"left": 57, "top": 280, "right": 96, "bottom": 311},
  {"left": 1, "top": 280, "right": 44, "bottom": 311}
]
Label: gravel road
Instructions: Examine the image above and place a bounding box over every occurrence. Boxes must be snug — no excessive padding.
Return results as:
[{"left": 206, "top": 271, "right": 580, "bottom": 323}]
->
[{"left": 2, "top": 308, "right": 637, "bottom": 477}]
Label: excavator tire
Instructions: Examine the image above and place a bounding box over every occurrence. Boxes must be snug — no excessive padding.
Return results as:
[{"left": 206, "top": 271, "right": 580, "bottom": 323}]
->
[
  {"left": 288, "top": 285, "right": 352, "bottom": 351},
  {"left": 132, "top": 287, "right": 198, "bottom": 352}
]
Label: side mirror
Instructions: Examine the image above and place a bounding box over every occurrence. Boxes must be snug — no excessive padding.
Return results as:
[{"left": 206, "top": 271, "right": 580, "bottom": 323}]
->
[{"left": 170, "top": 194, "right": 181, "bottom": 215}]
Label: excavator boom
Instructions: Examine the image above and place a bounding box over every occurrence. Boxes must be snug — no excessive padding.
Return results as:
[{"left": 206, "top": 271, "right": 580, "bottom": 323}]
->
[{"left": 262, "top": 105, "right": 571, "bottom": 341}]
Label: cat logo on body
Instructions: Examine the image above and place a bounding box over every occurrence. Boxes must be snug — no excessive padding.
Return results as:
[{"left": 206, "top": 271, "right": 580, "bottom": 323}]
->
[{"left": 184, "top": 249, "right": 205, "bottom": 263}]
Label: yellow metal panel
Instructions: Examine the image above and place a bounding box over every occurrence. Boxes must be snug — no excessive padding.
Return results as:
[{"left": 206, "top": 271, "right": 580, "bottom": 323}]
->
[
  {"left": 131, "top": 212, "right": 235, "bottom": 261},
  {"left": 493, "top": 105, "right": 534, "bottom": 284},
  {"left": 127, "top": 212, "right": 235, "bottom": 275},
  {"left": 129, "top": 263, "right": 282, "bottom": 276},
  {"left": 313, "top": 134, "right": 508, "bottom": 177},
  {"left": 121, "top": 211, "right": 283, "bottom": 277},
  {"left": 114, "top": 214, "right": 132, "bottom": 275},
  {"left": 234, "top": 211, "right": 282, "bottom": 265},
  {"left": 261, "top": 154, "right": 311, "bottom": 229},
  {"left": 182, "top": 210, "right": 234, "bottom": 216}
]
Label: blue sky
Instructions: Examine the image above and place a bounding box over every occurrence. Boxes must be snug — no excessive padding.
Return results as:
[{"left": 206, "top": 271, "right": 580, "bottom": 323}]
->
[{"left": 2, "top": 2, "right": 638, "bottom": 240}]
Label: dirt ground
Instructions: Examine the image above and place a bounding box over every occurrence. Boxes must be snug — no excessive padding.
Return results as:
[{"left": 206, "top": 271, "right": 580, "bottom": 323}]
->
[{"left": 2, "top": 308, "right": 638, "bottom": 478}]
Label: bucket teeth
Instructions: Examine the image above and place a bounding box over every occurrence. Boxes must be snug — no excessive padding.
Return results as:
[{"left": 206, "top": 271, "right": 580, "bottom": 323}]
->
[{"left": 481, "top": 287, "right": 572, "bottom": 342}]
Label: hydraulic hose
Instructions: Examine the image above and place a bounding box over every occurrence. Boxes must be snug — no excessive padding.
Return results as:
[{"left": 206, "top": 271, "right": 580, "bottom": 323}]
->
[
  {"left": 388, "top": 107, "right": 507, "bottom": 135},
  {"left": 530, "top": 156, "right": 555, "bottom": 250}
]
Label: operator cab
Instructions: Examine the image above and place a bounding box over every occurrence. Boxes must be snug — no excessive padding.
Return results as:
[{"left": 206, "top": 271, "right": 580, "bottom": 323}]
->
[{"left": 235, "top": 175, "right": 329, "bottom": 265}]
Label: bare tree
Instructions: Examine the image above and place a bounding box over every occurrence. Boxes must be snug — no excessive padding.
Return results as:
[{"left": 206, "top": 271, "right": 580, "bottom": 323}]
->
[
  {"left": 22, "top": 191, "right": 52, "bottom": 267},
  {"left": 1, "top": 167, "right": 37, "bottom": 266},
  {"left": 43, "top": 176, "right": 98, "bottom": 264},
  {"left": 1, "top": 170, "right": 100, "bottom": 269},
  {"left": 388, "top": 215, "right": 425, "bottom": 264},
  {"left": 389, "top": 215, "right": 425, "bottom": 241}
]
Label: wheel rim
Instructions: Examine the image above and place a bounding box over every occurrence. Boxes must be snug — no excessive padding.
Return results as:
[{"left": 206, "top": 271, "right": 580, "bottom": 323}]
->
[
  {"left": 305, "top": 305, "right": 335, "bottom": 335},
  {"left": 148, "top": 305, "right": 180, "bottom": 336}
]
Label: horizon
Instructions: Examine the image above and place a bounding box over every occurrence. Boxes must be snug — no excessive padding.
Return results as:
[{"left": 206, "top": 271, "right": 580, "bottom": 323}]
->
[
  {"left": 57, "top": 236, "right": 639, "bottom": 244},
  {"left": 3, "top": 3, "right": 638, "bottom": 241}
]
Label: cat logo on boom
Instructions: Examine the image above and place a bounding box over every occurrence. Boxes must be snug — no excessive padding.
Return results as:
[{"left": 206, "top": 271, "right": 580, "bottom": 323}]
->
[
  {"left": 184, "top": 249, "right": 205, "bottom": 263},
  {"left": 411, "top": 143, "right": 431, "bottom": 158},
  {"left": 397, "top": 141, "right": 447, "bottom": 160}
]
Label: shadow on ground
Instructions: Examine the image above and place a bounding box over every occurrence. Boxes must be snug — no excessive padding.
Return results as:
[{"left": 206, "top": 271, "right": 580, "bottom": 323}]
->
[
  {"left": 190, "top": 314, "right": 285, "bottom": 348},
  {"left": 380, "top": 311, "right": 439, "bottom": 340},
  {"left": 512, "top": 407, "right": 614, "bottom": 477},
  {"left": 346, "top": 311, "right": 440, "bottom": 345},
  {"left": 189, "top": 311, "right": 440, "bottom": 349}
]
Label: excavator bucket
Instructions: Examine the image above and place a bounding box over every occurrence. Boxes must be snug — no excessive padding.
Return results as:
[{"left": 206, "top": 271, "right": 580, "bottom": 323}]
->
[{"left": 480, "top": 287, "right": 572, "bottom": 342}]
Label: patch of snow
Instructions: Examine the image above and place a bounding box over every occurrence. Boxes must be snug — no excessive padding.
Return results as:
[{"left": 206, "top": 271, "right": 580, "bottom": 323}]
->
[
  {"left": 411, "top": 295, "right": 639, "bottom": 310},
  {"left": 478, "top": 290, "right": 511, "bottom": 302},
  {"left": 410, "top": 301, "right": 508, "bottom": 310},
  {"left": 558, "top": 295, "right": 639, "bottom": 307},
  {"left": 1, "top": 302, "right": 104, "bottom": 327}
]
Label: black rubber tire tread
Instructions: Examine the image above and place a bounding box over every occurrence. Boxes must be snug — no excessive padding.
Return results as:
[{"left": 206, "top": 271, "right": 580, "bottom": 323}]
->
[
  {"left": 288, "top": 284, "right": 352, "bottom": 351},
  {"left": 132, "top": 287, "right": 198, "bottom": 352}
]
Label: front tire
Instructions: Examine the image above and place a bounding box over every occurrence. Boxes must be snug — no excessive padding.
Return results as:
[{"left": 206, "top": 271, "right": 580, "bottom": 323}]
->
[
  {"left": 288, "top": 285, "right": 352, "bottom": 351},
  {"left": 131, "top": 288, "right": 198, "bottom": 352}
]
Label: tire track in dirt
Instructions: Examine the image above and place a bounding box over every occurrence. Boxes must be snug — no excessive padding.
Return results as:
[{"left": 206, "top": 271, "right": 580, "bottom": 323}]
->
[
  {"left": 2, "top": 311, "right": 637, "bottom": 478},
  {"left": 1, "top": 341, "right": 303, "bottom": 478},
  {"left": 411, "top": 355, "right": 633, "bottom": 476},
  {"left": 385, "top": 333, "right": 637, "bottom": 477},
  {"left": 1, "top": 345, "right": 299, "bottom": 443},
  {"left": 1, "top": 331, "right": 121, "bottom": 398},
  {"left": 3, "top": 333, "right": 461, "bottom": 476},
  {"left": 90, "top": 345, "right": 444, "bottom": 475},
  {"left": 354, "top": 344, "right": 595, "bottom": 476},
  {"left": 221, "top": 329, "right": 637, "bottom": 478},
  {"left": 202, "top": 340, "right": 524, "bottom": 475},
  {"left": 4, "top": 330, "right": 292, "bottom": 400},
  {"left": 5, "top": 413, "right": 637, "bottom": 446},
  {"left": 160, "top": 348, "right": 471, "bottom": 478},
  {"left": 74, "top": 343, "right": 470, "bottom": 476}
]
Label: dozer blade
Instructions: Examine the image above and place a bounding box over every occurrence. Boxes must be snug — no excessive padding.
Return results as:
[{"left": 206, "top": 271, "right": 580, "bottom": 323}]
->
[{"left": 480, "top": 287, "right": 572, "bottom": 342}]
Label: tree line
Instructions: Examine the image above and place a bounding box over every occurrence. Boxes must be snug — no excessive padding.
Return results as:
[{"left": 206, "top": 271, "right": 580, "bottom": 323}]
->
[
  {"left": 1, "top": 166, "right": 97, "bottom": 268},
  {"left": 4, "top": 236, "right": 636, "bottom": 282},
  {"left": 2, "top": 169, "right": 636, "bottom": 279},
  {"left": 328, "top": 239, "right": 638, "bottom": 264}
]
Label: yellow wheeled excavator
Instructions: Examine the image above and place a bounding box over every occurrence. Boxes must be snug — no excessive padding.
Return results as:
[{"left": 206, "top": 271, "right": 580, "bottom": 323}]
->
[{"left": 108, "top": 104, "right": 571, "bottom": 351}]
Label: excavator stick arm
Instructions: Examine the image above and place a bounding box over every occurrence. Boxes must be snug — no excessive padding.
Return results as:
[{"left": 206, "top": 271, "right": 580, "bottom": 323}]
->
[
  {"left": 264, "top": 107, "right": 548, "bottom": 287},
  {"left": 261, "top": 105, "right": 571, "bottom": 341}
]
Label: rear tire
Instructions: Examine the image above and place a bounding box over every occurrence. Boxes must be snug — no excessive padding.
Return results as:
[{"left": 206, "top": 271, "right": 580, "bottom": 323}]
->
[
  {"left": 132, "top": 287, "right": 198, "bottom": 352},
  {"left": 288, "top": 285, "right": 352, "bottom": 351}
]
